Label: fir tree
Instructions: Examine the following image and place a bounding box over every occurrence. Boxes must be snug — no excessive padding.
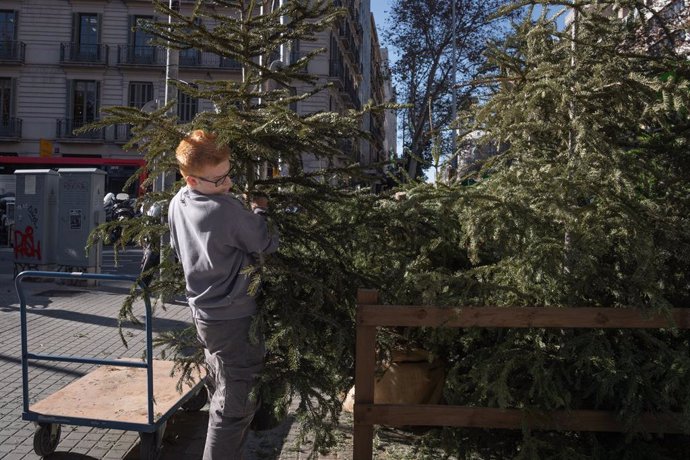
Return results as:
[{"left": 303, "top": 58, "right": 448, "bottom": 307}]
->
[
  {"left": 362, "top": 1, "right": 690, "bottom": 457},
  {"left": 85, "top": 1, "right": 690, "bottom": 457},
  {"left": 86, "top": 0, "right": 386, "bottom": 454}
]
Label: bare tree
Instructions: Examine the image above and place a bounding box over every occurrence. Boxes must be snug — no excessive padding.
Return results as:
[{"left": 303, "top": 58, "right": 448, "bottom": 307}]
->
[{"left": 384, "top": 0, "right": 512, "bottom": 179}]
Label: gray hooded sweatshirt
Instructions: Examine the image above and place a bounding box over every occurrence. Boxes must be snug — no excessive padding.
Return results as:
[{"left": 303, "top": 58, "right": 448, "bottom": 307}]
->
[{"left": 168, "top": 186, "right": 279, "bottom": 320}]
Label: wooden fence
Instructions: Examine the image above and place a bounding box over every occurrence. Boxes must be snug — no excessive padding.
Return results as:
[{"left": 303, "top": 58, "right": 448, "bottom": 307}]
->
[{"left": 353, "top": 288, "right": 690, "bottom": 459}]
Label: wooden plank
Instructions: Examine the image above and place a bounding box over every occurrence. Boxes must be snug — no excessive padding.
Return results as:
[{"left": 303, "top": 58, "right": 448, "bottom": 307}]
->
[
  {"left": 30, "top": 359, "right": 204, "bottom": 424},
  {"left": 357, "top": 288, "right": 380, "bottom": 306},
  {"left": 356, "top": 404, "right": 685, "bottom": 434},
  {"left": 353, "top": 324, "right": 376, "bottom": 460},
  {"left": 358, "top": 305, "right": 690, "bottom": 329},
  {"left": 354, "top": 293, "right": 378, "bottom": 460}
]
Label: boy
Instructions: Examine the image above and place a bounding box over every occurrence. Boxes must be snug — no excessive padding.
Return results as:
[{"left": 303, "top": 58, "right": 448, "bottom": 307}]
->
[{"left": 168, "top": 130, "right": 279, "bottom": 459}]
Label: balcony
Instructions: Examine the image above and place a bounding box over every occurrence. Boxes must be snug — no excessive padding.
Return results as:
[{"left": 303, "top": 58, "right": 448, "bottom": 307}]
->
[
  {"left": 179, "top": 50, "right": 242, "bottom": 70},
  {"left": 0, "top": 40, "right": 26, "bottom": 64},
  {"left": 341, "top": 78, "right": 360, "bottom": 110},
  {"left": 328, "top": 59, "right": 345, "bottom": 88},
  {"left": 110, "top": 124, "right": 132, "bottom": 144},
  {"left": 0, "top": 118, "right": 22, "bottom": 140},
  {"left": 219, "top": 56, "right": 242, "bottom": 70},
  {"left": 56, "top": 119, "right": 105, "bottom": 142},
  {"left": 337, "top": 27, "right": 358, "bottom": 65},
  {"left": 117, "top": 45, "right": 165, "bottom": 66},
  {"left": 60, "top": 43, "right": 109, "bottom": 66},
  {"left": 117, "top": 45, "right": 242, "bottom": 69},
  {"left": 370, "top": 114, "right": 383, "bottom": 144},
  {"left": 289, "top": 51, "right": 309, "bottom": 73}
]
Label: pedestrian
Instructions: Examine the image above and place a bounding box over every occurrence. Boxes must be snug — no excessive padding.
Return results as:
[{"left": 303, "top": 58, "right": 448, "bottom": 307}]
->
[
  {"left": 140, "top": 200, "right": 162, "bottom": 287},
  {"left": 168, "top": 129, "right": 279, "bottom": 459}
]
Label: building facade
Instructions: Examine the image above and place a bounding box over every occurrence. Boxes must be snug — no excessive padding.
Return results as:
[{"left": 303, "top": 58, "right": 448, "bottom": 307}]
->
[{"left": 0, "top": 0, "right": 394, "bottom": 194}]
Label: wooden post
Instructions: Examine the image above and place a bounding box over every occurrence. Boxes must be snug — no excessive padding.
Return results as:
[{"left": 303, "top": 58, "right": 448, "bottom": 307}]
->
[{"left": 354, "top": 289, "right": 379, "bottom": 460}]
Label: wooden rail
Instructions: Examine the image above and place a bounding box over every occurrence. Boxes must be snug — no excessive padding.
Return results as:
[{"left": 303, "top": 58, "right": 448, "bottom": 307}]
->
[{"left": 353, "top": 289, "right": 690, "bottom": 459}]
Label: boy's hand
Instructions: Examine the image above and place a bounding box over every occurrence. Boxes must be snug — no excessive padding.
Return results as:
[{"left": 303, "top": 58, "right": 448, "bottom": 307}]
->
[{"left": 250, "top": 195, "right": 269, "bottom": 210}]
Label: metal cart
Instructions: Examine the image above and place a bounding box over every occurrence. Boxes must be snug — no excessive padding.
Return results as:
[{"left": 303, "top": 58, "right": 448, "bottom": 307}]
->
[{"left": 15, "top": 271, "right": 207, "bottom": 459}]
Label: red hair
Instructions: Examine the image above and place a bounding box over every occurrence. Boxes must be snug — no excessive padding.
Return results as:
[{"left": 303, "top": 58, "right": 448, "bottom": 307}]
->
[{"left": 175, "top": 130, "right": 230, "bottom": 177}]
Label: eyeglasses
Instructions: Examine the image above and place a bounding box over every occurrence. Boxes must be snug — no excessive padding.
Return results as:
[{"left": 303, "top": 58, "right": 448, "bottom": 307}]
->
[{"left": 195, "top": 161, "right": 232, "bottom": 187}]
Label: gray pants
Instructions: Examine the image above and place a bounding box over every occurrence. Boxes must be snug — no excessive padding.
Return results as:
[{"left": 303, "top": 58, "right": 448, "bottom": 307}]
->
[{"left": 193, "top": 315, "right": 265, "bottom": 460}]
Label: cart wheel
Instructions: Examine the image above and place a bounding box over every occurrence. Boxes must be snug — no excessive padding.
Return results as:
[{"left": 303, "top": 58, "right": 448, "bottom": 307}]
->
[
  {"left": 33, "top": 423, "right": 61, "bottom": 456},
  {"left": 139, "top": 421, "right": 166, "bottom": 460},
  {"left": 182, "top": 386, "right": 208, "bottom": 411}
]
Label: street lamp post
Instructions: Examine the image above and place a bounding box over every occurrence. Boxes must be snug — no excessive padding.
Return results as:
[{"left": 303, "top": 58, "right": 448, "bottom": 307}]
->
[
  {"left": 162, "top": 0, "right": 179, "bottom": 192},
  {"left": 154, "top": 0, "right": 179, "bottom": 302}
]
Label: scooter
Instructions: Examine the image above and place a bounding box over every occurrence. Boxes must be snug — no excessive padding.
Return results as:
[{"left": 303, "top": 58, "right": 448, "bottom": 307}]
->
[{"left": 107, "top": 193, "right": 136, "bottom": 244}]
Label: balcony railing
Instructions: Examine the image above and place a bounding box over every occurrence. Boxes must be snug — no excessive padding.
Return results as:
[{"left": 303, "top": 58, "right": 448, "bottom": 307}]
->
[
  {"left": 289, "top": 51, "right": 309, "bottom": 73},
  {"left": 56, "top": 119, "right": 105, "bottom": 141},
  {"left": 370, "top": 114, "right": 383, "bottom": 143},
  {"left": 179, "top": 50, "right": 242, "bottom": 69},
  {"left": 110, "top": 124, "right": 132, "bottom": 144},
  {"left": 60, "top": 43, "right": 109, "bottom": 65},
  {"left": 117, "top": 45, "right": 241, "bottom": 69},
  {"left": 0, "top": 40, "right": 26, "bottom": 63},
  {"left": 0, "top": 118, "right": 22, "bottom": 139},
  {"left": 328, "top": 59, "right": 344, "bottom": 78},
  {"left": 117, "top": 45, "right": 165, "bottom": 66},
  {"left": 219, "top": 56, "right": 242, "bottom": 69}
]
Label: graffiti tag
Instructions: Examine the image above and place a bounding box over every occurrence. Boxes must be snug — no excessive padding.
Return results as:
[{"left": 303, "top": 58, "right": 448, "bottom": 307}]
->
[{"left": 14, "top": 226, "right": 42, "bottom": 260}]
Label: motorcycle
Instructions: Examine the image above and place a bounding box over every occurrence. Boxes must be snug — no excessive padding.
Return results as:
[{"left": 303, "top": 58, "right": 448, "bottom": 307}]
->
[{"left": 105, "top": 192, "right": 136, "bottom": 244}]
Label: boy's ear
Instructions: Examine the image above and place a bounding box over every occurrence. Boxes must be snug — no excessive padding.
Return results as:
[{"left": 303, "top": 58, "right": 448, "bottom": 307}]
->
[{"left": 185, "top": 175, "right": 198, "bottom": 187}]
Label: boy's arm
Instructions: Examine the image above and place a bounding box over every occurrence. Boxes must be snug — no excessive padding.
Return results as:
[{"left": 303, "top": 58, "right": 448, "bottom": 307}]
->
[{"left": 230, "top": 196, "right": 279, "bottom": 254}]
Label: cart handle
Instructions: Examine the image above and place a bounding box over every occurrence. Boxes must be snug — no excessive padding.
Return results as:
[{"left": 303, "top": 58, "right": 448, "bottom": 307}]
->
[{"left": 15, "top": 270, "right": 156, "bottom": 426}]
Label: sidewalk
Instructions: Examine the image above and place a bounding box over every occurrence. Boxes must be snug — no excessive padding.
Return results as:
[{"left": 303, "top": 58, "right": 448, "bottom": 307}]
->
[{"left": 0, "top": 247, "right": 355, "bottom": 459}]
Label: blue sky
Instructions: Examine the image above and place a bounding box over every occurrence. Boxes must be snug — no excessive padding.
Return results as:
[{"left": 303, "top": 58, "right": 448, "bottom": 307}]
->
[{"left": 370, "top": 1, "right": 395, "bottom": 49}]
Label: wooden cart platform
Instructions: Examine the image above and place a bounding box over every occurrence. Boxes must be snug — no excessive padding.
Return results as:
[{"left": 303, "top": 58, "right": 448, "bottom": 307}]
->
[
  {"left": 31, "top": 359, "right": 205, "bottom": 425},
  {"left": 15, "top": 271, "right": 209, "bottom": 459}
]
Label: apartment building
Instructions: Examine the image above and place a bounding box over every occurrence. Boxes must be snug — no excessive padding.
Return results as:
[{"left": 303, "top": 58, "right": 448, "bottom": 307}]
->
[
  {"left": 563, "top": 0, "right": 689, "bottom": 55},
  {"left": 299, "top": 0, "right": 395, "bottom": 179},
  {"left": 0, "top": 0, "right": 394, "bottom": 194}
]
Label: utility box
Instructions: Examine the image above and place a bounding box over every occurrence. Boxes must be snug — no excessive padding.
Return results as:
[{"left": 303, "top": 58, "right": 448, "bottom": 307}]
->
[
  {"left": 56, "top": 168, "right": 106, "bottom": 271},
  {"left": 13, "top": 169, "right": 60, "bottom": 269}
]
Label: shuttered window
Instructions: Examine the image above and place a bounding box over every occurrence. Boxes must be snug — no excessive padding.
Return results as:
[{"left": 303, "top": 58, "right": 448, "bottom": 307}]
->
[
  {"left": 74, "top": 13, "right": 101, "bottom": 61},
  {"left": 129, "top": 15, "right": 155, "bottom": 64},
  {"left": 70, "top": 80, "right": 100, "bottom": 127},
  {"left": 177, "top": 89, "right": 198, "bottom": 122},
  {"left": 0, "top": 10, "right": 17, "bottom": 59},
  {"left": 0, "top": 77, "right": 12, "bottom": 122},
  {"left": 129, "top": 82, "right": 154, "bottom": 109}
]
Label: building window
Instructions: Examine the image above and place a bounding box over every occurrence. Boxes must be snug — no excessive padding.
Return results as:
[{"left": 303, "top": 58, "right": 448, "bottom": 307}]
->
[
  {"left": 71, "top": 80, "right": 99, "bottom": 128},
  {"left": 130, "top": 16, "right": 156, "bottom": 64},
  {"left": 179, "top": 18, "right": 202, "bottom": 66},
  {"left": 129, "top": 82, "right": 154, "bottom": 109},
  {"left": 74, "top": 13, "right": 100, "bottom": 61},
  {"left": 0, "top": 10, "right": 17, "bottom": 60},
  {"left": 0, "top": 77, "right": 14, "bottom": 135},
  {"left": 0, "top": 10, "right": 16, "bottom": 42},
  {"left": 177, "top": 89, "right": 198, "bottom": 122}
]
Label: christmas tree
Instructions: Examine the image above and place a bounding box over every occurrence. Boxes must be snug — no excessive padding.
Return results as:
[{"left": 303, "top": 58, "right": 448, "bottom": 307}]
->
[
  {"left": 87, "top": 0, "right": 386, "bottom": 454},
  {"left": 365, "top": 1, "right": 690, "bottom": 457},
  {"left": 86, "top": 0, "right": 690, "bottom": 457}
]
